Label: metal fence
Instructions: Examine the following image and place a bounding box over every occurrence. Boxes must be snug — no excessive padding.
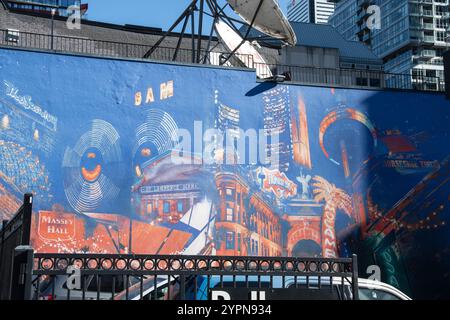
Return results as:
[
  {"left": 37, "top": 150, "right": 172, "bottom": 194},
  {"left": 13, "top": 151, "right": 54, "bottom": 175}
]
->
[
  {"left": 30, "top": 253, "right": 359, "bottom": 300},
  {"left": 256, "top": 63, "right": 445, "bottom": 92},
  {"left": 0, "top": 193, "right": 33, "bottom": 300},
  {"left": 0, "top": 28, "right": 445, "bottom": 92},
  {"left": 0, "top": 29, "right": 254, "bottom": 68},
  {"left": 0, "top": 193, "right": 359, "bottom": 301}
]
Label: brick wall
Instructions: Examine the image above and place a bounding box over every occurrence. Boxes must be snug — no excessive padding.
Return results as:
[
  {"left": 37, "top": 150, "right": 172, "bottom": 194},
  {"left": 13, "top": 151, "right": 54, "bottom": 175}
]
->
[{"left": 0, "top": 6, "right": 221, "bottom": 51}]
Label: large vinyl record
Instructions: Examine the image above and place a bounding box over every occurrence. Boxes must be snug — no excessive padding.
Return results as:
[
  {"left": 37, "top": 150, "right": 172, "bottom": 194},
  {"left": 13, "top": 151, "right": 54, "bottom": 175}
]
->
[
  {"left": 133, "top": 109, "right": 179, "bottom": 178},
  {"left": 62, "top": 119, "right": 123, "bottom": 213}
]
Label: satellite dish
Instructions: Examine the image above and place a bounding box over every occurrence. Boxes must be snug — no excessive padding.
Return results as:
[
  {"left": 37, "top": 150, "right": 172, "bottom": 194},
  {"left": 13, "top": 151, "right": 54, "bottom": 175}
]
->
[
  {"left": 215, "top": 20, "right": 273, "bottom": 78},
  {"left": 227, "top": 0, "right": 297, "bottom": 46}
]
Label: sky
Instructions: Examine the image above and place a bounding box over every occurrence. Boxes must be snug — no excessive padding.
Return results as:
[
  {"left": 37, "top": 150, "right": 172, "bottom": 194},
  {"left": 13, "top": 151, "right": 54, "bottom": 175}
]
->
[{"left": 87, "top": 0, "right": 292, "bottom": 30}]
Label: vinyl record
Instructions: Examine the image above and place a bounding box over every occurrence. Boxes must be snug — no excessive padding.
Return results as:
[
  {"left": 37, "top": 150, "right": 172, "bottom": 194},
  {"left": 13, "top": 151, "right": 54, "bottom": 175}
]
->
[
  {"left": 133, "top": 109, "right": 179, "bottom": 178},
  {"left": 62, "top": 119, "right": 122, "bottom": 213}
]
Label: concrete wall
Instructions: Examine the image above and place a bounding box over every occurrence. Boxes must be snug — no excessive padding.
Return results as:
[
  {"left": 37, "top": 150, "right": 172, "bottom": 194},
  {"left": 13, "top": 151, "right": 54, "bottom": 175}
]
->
[
  {"left": 280, "top": 46, "right": 340, "bottom": 68},
  {"left": 0, "top": 47, "right": 449, "bottom": 299}
]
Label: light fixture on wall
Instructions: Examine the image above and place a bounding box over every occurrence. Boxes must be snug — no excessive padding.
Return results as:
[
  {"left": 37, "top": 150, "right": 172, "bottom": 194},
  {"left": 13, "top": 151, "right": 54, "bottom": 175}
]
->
[{"left": 263, "top": 71, "right": 292, "bottom": 83}]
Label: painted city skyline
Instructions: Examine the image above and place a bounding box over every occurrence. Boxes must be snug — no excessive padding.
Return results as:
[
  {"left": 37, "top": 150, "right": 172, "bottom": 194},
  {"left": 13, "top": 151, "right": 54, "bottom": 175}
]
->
[{"left": 0, "top": 47, "right": 449, "bottom": 299}]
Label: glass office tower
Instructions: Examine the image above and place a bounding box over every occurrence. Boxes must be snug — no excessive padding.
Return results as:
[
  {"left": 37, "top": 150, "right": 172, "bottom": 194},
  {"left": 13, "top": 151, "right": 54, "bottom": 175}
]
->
[
  {"left": 329, "top": 0, "right": 450, "bottom": 91},
  {"left": 288, "top": 0, "right": 336, "bottom": 24},
  {"left": 6, "top": 0, "right": 82, "bottom": 16}
]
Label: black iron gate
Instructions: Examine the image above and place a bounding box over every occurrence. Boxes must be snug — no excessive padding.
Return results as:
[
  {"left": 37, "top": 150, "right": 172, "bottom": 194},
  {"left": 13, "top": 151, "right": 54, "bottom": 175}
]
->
[
  {"left": 0, "top": 193, "right": 360, "bottom": 301},
  {"left": 31, "top": 254, "right": 359, "bottom": 300},
  {"left": 0, "top": 193, "right": 33, "bottom": 300}
]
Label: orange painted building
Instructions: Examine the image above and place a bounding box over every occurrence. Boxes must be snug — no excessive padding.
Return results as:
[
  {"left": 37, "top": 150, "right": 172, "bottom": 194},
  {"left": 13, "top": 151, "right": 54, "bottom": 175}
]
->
[
  {"left": 214, "top": 171, "right": 282, "bottom": 257},
  {"left": 285, "top": 216, "right": 322, "bottom": 256},
  {"left": 291, "top": 96, "right": 312, "bottom": 169},
  {"left": 136, "top": 183, "right": 201, "bottom": 224},
  {"left": 131, "top": 152, "right": 207, "bottom": 225}
]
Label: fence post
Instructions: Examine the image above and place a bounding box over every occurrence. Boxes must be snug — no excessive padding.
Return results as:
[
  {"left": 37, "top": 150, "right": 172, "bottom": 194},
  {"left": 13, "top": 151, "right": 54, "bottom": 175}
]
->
[
  {"left": 0, "top": 194, "right": 34, "bottom": 300},
  {"left": 352, "top": 254, "right": 359, "bottom": 300},
  {"left": 10, "top": 246, "right": 34, "bottom": 300},
  {"left": 21, "top": 194, "right": 33, "bottom": 246},
  {"left": 180, "top": 274, "right": 186, "bottom": 300},
  {"left": 0, "top": 219, "right": 8, "bottom": 289}
]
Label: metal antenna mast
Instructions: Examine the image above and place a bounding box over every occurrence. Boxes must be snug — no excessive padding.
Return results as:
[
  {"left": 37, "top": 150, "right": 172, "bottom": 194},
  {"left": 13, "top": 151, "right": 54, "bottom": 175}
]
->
[{"left": 142, "top": 0, "right": 267, "bottom": 67}]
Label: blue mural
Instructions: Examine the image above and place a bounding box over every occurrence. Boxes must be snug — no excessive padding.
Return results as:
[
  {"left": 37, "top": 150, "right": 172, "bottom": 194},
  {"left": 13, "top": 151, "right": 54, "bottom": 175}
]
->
[{"left": 0, "top": 47, "right": 449, "bottom": 299}]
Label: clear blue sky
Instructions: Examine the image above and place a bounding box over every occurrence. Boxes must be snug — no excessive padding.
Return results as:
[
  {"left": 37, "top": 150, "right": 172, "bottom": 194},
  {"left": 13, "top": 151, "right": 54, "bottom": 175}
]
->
[{"left": 87, "top": 0, "right": 291, "bottom": 30}]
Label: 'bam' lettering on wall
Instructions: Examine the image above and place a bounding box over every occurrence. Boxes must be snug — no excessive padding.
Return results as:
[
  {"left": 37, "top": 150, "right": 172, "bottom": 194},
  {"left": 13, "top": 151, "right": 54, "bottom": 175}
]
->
[{"left": 135, "top": 80, "right": 174, "bottom": 106}]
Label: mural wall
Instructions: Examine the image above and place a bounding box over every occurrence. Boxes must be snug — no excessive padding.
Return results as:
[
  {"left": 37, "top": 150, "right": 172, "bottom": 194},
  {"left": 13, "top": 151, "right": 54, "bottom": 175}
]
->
[{"left": 0, "top": 48, "right": 449, "bottom": 299}]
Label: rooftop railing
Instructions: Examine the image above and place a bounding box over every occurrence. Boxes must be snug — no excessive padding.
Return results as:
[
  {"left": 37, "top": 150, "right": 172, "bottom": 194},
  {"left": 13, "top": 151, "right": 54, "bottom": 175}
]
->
[
  {"left": 257, "top": 63, "right": 445, "bottom": 92},
  {"left": 0, "top": 28, "right": 445, "bottom": 92},
  {"left": 0, "top": 28, "right": 254, "bottom": 68}
]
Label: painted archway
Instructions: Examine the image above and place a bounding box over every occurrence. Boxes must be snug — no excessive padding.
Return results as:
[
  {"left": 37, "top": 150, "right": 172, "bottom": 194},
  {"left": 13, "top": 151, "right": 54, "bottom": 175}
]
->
[
  {"left": 291, "top": 240, "right": 322, "bottom": 257},
  {"left": 286, "top": 216, "right": 322, "bottom": 256}
]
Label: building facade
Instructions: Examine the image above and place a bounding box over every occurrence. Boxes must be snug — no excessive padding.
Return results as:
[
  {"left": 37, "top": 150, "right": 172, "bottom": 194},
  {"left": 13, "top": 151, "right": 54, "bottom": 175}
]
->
[
  {"left": 329, "top": 0, "right": 450, "bottom": 90},
  {"left": 215, "top": 91, "right": 241, "bottom": 162},
  {"left": 214, "top": 172, "right": 283, "bottom": 257},
  {"left": 263, "top": 86, "right": 293, "bottom": 173},
  {"left": 276, "top": 22, "right": 384, "bottom": 88},
  {"left": 5, "top": 0, "right": 83, "bottom": 16},
  {"left": 287, "top": 0, "right": 336, "bottom": 24},
  {"left": 0, "top": 4, "right": 222, "bottom": 61}
]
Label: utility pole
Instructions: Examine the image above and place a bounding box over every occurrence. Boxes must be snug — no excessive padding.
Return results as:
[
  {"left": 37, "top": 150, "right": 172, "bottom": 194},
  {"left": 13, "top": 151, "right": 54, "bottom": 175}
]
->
[{"left": 51, "top": 8, "right": 56, "bottom": 50}]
